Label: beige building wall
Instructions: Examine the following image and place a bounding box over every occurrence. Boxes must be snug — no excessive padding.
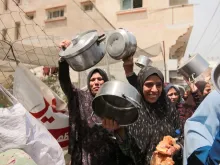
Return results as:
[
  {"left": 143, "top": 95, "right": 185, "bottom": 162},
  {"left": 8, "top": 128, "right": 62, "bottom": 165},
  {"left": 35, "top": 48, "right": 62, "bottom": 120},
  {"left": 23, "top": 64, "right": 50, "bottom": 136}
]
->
[{"left": 0, "top": 0, "right": 194, "bottom": 83}]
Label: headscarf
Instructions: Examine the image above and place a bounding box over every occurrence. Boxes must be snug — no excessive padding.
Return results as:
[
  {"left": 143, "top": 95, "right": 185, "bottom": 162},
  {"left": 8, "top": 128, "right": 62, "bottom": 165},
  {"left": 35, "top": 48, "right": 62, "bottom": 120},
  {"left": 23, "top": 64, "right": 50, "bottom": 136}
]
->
[
  {"left": 137, "top": 66, "right": 168, "bottom": 117},
  {"left": 195, "top": 81, "right": 207, "bottom": 95},
  {"left": 87, "top": 68, "right": 109, "bottom": 96},
  {"left": 128, "top": 66, "right": 172, "bottom": 152},
  {"left": 164, "top": 84, "right": 181, "bottom": 103},
  {"left": 183, "top": 90, "right": 220, "bottom": 165}
]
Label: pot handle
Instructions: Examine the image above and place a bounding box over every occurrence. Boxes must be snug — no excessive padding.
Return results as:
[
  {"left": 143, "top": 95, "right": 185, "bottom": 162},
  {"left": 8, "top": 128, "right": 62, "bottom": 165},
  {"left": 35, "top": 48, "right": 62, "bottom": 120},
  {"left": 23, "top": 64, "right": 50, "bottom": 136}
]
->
[
  {"left": 89, "top": 111, "right": 103, "bottom": 126},
  {"left": 189, "top": 73, "right": 196, "bottom": 83},
  {"left": 122, "top": 94, "right": 142, "bottom": 109},
  {"left": 97, "top": 34, "right": 106, "bottom": 44}
]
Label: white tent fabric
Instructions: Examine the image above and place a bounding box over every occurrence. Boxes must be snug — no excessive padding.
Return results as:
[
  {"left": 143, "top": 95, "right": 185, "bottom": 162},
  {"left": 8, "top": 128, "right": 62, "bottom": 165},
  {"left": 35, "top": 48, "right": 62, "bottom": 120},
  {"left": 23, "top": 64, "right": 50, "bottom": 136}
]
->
[{"left": 184, "top": 0, "right": 220, "bottom": 67}]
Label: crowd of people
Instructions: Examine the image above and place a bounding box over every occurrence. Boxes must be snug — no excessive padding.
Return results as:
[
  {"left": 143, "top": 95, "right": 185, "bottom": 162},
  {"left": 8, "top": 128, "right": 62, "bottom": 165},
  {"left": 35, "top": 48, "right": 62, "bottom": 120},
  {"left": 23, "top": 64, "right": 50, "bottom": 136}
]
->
[
  {"left": 59, "top": 40, "right": 218, "bottom": 165},
  {"left": 0, "top": 39, "right": 219, "bottom": 165}
]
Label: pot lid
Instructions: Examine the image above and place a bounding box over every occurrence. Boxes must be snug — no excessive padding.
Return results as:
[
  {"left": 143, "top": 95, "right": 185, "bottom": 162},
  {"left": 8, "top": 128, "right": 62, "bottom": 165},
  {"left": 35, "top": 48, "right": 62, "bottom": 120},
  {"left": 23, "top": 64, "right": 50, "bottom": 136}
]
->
[
  {"left": 60, "top": 30, "right": 98, "bottom": 57},
  {"left": 106, "top": 32, "right": 126, "bottom": 58}
]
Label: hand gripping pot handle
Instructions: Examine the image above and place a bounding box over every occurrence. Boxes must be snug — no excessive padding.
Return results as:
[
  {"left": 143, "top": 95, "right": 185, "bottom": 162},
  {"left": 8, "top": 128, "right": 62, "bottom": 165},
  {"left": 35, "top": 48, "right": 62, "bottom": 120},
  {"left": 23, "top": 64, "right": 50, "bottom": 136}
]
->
[
  {"left": 88, "top": 111, "right": 102, "bottom": 125},
  {"left": 189, "top": 73, "right": 196, "bottom": 83}
]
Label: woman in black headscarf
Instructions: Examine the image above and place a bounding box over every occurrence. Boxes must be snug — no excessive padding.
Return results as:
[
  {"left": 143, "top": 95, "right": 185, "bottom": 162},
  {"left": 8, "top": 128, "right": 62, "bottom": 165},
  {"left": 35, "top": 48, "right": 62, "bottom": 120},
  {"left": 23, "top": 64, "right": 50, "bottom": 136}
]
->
[
  {"left": 59, "top": 40, "right": 133, "bottom": 165},
  {"left": 102, "top": 65, "right": 181, "bottom": 165},
  {"left": 195, "top": 81, "right": 211, "bottom": 99}
]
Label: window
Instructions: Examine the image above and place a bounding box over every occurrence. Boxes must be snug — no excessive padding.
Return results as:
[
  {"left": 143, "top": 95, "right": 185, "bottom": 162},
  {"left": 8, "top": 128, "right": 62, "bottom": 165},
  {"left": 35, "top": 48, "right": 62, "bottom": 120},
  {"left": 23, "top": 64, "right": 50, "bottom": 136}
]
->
[
  {"left": 4, "top": 0, "right": 8, "bottom": 10},
  {"left": 27, "top": 15, "right": 34, "bottom": 20},
  {"left": 2, "top": 29, "right": 7, "bottom": 40},
  {"left": 83, "top": 3, "right": 93, "bottom": 11},
  {"left": 15, "top": 22, "right": 20, "bottom": 40},
  {"left": 121, "top": 0, "right": 142, "bottom": 10},
  {"left": 169, "top": 0, "right": 188, "bottom": 6},
  {"left": 47, "top": 9, "right": 64, "bottom": 20},
  {"left": 26, "top": 12, "right": 35, "bottom": 20}
]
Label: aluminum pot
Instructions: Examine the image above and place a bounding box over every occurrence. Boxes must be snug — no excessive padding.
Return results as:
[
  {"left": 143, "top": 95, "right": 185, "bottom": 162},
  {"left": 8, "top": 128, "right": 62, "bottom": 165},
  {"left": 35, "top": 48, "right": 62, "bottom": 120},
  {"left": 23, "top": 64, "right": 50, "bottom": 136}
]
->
[
  {"left": 211, "top": 62, "right": 220, "bottom": 93},
  {"left": 59, "top": 30, "right": 106, "bottom": 71},
  {"left": 92, "top": 80, "right": 141, "bottom": 126},
  {"left": 177, "top": 54, "right": 209, "bottom": 82},
  {"left": 106, "top": 28, "right": 137, "bottom": 60},
  {"left": 135, "top": 55, "right": 152, "bottom": 68}
]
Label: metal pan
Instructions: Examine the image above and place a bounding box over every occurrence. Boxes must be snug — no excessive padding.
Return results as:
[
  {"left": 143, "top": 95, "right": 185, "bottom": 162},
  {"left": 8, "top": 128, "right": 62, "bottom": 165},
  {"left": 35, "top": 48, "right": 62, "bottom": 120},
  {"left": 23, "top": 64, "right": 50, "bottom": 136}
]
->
[
  {"left": 177, "top": 54, "right": 209, "bottom": 82},
  {"left": 135, "top": 55, "right": 152, "bottom": 68},
  {"left": 211, "top": 63, "right": 220, "bottom": 93},
  {"left": 92, "top": 80, "right": 141, "bottom": 126}
]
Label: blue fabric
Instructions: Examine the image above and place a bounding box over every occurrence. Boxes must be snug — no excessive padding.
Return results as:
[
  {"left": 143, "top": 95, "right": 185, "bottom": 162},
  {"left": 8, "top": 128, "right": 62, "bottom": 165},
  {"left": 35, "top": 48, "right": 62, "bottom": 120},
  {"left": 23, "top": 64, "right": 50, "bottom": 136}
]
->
[
  {"left": 184, "top": 90, "right": 220, "bottom": 165},
  {"left": 188, "top": 146, "right": 210, "bottom": 164}
]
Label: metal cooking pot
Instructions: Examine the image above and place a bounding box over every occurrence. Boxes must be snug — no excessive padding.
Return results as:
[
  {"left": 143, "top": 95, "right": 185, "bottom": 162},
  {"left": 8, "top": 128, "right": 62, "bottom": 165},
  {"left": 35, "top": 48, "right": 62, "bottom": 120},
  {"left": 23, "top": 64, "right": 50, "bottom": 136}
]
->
[
  {"left": 135, "top": 55, "right": 152, "bottom": 68},
  {"left": 92, "top": 80, "right": 141, "bottom": 126},
  {"left": 211, "top": 63, "right": 220, "bottom": 93},
  {"left": 106, "top": 28, "right": 137, "bottom": 60},
  {"left": 177, "top": 54, "right": 209, "bottom": 82},
  {"left": 59, "top": 30, "right": 106, "bottom": 71}
]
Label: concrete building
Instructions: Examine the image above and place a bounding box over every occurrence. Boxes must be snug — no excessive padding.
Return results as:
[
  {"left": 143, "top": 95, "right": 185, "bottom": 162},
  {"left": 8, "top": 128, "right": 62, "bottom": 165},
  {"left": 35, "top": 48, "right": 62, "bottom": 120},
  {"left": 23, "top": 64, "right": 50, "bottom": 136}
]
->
[{"left": 0, "top": 0, "right": 194, "bottom": 85}]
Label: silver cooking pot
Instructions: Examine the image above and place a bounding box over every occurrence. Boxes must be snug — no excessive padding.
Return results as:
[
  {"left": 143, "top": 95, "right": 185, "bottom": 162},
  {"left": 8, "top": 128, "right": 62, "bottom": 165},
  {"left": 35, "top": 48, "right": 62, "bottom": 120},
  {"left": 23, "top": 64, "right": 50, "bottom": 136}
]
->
[
  {"left": 106, "top": 28, "right": 137, "bottom": 60},
  {"left": 211, "top": 62, "right": 220, "bottom": 93},
  {"left": 135, "top": 55, "right": 152, "bottom": 68},
  {"left": 92, "top": 80, "right": 141, "bottom": 126},
  {"left": 177, "top": 54, "right": 209, "bottom": 82},
  {"left": 59, "top": 30, "right": 106, "bottom": 71}
]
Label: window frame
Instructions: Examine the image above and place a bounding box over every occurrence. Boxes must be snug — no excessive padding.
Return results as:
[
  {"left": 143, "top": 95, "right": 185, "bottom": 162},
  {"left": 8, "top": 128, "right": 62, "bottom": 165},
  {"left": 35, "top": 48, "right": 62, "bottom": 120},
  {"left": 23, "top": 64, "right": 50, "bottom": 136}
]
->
[
  {"left": 169, "top": 0, "right": 188, "bottom": 6},
  {"left": 83, "top": 3, "right": 93, "bottom": 11},
  {"left": 47, "top": 8, "right": 65, "bottom": 20},
  {"left": 120, "top": 0, "right": 143, "bottom": 10}
]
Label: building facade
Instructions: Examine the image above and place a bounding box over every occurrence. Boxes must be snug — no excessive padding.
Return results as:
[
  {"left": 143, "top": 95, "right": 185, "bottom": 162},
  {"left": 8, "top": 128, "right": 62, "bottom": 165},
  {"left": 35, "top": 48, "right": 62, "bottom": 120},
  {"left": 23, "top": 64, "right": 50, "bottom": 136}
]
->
[{"left": 0, "top": 0, "right": 194, "bottom": 84}]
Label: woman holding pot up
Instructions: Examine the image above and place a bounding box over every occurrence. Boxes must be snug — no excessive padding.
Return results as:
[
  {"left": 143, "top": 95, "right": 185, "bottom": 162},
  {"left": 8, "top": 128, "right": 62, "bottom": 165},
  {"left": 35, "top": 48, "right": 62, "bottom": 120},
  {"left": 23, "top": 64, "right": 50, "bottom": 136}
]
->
[
  {"left": 58, "top": 40, "right": 134, "bottom": 165},
  {"left": 102, "top": 57, "right": 181, "bottom": 165}
]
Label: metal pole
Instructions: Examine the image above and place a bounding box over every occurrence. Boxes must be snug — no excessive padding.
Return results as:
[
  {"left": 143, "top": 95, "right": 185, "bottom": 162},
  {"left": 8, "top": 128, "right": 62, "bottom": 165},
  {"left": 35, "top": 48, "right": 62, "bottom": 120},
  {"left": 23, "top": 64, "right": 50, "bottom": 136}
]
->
[
  {"left": 162, "top": 41, "right": 167, "bottom": 82},
  {"left": 105, "top": 53, "right": 111, "bottom": 80}
]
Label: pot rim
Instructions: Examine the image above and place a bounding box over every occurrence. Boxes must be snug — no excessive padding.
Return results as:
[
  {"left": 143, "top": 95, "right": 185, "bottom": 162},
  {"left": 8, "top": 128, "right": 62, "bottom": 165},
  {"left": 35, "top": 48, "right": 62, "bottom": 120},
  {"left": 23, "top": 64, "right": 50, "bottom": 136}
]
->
[
  {"left": 106, "top": 29, "right": 132, "bottom": 59},
  {"left": 62, "top": 40, "right": 103, "bottom": 59},
  {"left": 178, "top": 53, "right": 206, "bottom": 69},
  {"left": 92, "top": 94, "right": 140, "bottom": 126},
  {"left": 93, "top": 93, "right": 141, "bottom": 109},
  {"left": 211, "top": 62, "right": 220, "bottom": 93},
  {"left": 60, "top": 30, "right": 99, "bottom": 58}
]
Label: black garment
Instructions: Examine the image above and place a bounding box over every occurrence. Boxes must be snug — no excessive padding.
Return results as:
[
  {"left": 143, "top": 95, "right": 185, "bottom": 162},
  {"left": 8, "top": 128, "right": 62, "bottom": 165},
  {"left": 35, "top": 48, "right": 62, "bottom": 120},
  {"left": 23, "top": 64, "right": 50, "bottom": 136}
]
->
[
  {"left": 58, "top": 60, "right": 134, "bottom": 165},
  {"left": 195, "top": 81, "right": 207, "bottom": 95},
  {"left": 119, "top": 66, "right": 181, "bottom": 165}
]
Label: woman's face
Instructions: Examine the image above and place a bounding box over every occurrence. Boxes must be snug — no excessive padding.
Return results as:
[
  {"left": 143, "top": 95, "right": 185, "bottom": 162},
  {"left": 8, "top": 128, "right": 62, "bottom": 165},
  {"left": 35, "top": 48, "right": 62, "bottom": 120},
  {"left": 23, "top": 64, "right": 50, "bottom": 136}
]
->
[
  {"left": 142, "top": 75, "right": 163, "bottom": 103},
  {"left": 167, "top": 87, "right": 179, "bottom": 104},
  {"left": 203, "top": 83, "right": 211, "bottom": 96},
  {"left": 89, "top": 72, "right": 104, "bottom": 95}
]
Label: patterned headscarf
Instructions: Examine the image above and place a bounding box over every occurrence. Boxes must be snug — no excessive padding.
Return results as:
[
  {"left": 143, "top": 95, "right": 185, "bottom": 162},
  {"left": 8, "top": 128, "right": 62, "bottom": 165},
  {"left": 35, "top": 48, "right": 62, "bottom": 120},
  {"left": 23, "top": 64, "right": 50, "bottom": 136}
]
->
[{"left": 164, "top": 84, "right": 181, "bottom": 103}]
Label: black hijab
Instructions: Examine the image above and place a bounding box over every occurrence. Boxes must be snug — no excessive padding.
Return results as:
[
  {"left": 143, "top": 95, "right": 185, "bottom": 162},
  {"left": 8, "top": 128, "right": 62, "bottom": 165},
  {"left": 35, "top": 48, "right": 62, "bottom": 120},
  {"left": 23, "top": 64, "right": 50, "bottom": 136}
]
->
[
  {"left": 137, "top": 66, "right": 168, "bottom": 117},
  {"left": 87, "top": 68, "right": 109, "bottom": 96}
]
